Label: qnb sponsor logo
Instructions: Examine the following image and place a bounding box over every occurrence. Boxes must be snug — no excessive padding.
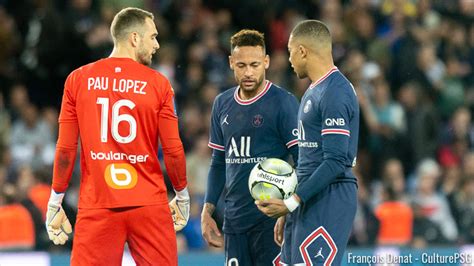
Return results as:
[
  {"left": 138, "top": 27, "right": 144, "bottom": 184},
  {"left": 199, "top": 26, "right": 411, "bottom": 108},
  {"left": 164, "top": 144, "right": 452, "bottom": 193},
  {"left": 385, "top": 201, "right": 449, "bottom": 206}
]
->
[
  {"left": 90, "top": 150, "right": 149, "bottom": 164},
  {"left": 225, "top": 157, "right": 267, "bottom": 164},
  {"left": 325, "top": 118, "right": 345, "bottom": 126},
  {"left": 257, "top": 172, "right": 285, "bottom": 186}
]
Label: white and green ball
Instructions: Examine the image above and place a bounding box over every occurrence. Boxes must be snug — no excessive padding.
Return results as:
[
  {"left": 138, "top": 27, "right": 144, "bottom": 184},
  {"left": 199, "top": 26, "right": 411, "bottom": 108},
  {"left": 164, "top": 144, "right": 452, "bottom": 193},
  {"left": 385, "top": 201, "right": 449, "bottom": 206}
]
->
[{"left": 248, "top": 158, "right": 297, "bottom": 200}]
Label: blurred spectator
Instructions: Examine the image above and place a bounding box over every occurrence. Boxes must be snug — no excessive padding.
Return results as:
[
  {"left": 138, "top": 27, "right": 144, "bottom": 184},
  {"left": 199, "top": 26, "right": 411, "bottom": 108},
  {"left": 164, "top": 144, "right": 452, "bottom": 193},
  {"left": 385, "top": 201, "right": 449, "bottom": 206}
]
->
[
  {"left": 18, "top": 0, "right": 68, "bottom": 107},
  {"left": 200, "top": 82, "right": 220, "bottom": 110},
  {"left": 42, "top": 106, "right": 59, "bottom": 140},
  {"left": 411, "top": 159, "right": 458, "bottom": 242},
  {"left": 0, "top": 183, "right": 35, "bottom": 250},
  {"left": 438, "top": 107, "right": 474, "bottom": 185},
  {"left": 10, "top": 104, "right": 55, "bottom": 170},
  {"left": 0, "top": 6, "right": 20, "bottom": 83},
  {"left": 180, "top": 103, "right": 206, "bottom": 150},
  {"left": 267, "top": 50, "right": 293, "bottom": 90},
  {"left": 451, "top": 175, "right": 474, "bottom": 244},
  {"left": 381, "top": 0, "right": 417, "bottom": 18},
  {"left": 350, "top": 170, "right": 379, "bottom": 246},
  {"left": 8, "top": 83, "right": 30, "bottom": 122},
  {"left": 85, "top": 5, "right": 114, "bottom": 60},
  {"left": 375, "top": 184, "right": 413, "bottom": 246},
  {"left": 15, "top": 165, "right": 49, "bottom": 250},
  {"left": 361, "top": 77, "right": 406, "bottom": 176},
  {"left": 66, "top": 0, "right": 99, "bottom": 36},
  {"left": 186, "top": 134, "right": 211, "bottom": 198},
  {"left": 411, "top": 202, "right": 446, "bottom": 248},
  {"left": 437, "top": 56, "right": 465, "bottom": 119},
  {"left": 398, "top": 81, "right": 439, "bottom": 171},
  {"left": 372, "top": 158, "right": 409, "bottom": 207},
  {"left": 0, "top": 92, "right": 11, "bottom": 155},
  {"left": 415, "top": 44, "right": 446, "bottom": 96}
]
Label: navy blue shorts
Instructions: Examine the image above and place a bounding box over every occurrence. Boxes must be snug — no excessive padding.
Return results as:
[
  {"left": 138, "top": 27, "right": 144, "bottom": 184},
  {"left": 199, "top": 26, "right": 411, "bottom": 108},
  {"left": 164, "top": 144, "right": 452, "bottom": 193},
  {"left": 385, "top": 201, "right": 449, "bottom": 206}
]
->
[
  {"left": 225, "top": 217, "right": 281, "bottom": 266},
  {"left": 281, "top": 182, "right": 357, "bottom": 265}
]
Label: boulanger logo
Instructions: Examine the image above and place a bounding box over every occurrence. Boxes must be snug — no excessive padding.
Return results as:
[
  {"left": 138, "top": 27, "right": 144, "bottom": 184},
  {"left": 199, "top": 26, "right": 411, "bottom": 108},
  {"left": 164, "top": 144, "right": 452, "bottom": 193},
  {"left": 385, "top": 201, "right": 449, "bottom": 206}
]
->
[
  {"left": 90, "top": 150, "right": 149, "bottom": 164},
  {"left": 105, "top": 163, "right": 138, "bottom": 189}
]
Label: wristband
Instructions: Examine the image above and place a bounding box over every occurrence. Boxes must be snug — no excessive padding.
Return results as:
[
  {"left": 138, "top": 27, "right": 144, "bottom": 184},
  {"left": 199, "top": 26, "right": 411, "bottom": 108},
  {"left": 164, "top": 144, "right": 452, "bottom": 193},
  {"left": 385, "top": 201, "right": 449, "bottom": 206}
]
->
[
  {"left": 49, "top": 190, "right": 65, "bottom": 205},
  {"left": 175, "top": 187, "right": 190, "bottom": 200},
  {"left": 283, "top": 195, "right": 300, "bottom": 212}
]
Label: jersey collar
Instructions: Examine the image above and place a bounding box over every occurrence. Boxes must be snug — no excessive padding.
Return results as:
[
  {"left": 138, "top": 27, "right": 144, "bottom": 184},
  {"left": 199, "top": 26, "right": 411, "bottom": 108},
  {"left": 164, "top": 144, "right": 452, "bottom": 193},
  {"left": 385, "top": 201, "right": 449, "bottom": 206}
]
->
[
  {"left": 234, "top": 80, "right": 272, "bottom": 106},
  {"left": 309, "top": 66, "right": 338, "bottom": 90}
]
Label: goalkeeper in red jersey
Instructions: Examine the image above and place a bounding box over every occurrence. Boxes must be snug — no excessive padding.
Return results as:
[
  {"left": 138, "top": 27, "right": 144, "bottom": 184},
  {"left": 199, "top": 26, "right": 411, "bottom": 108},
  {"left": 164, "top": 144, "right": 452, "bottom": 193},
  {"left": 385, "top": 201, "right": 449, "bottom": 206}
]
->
[{"left": 45, "top": 7, "right": 189, "bottom": 266}]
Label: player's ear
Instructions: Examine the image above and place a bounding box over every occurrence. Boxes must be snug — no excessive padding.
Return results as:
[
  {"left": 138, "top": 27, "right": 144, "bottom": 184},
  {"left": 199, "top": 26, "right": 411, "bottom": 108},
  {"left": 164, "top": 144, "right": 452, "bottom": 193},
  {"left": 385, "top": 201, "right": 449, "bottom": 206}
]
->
[
  {"left": 264, "top": 54, "right": 270, "bottom": 70},
  {"left": 130, "top": 32, "right": 140, "bottom": 47},
  {"left": 229, "top": 55, "right": 234, "bottom": 70},
  {"left": 298, "top": 45, "right": 307, "bottom": 59}
]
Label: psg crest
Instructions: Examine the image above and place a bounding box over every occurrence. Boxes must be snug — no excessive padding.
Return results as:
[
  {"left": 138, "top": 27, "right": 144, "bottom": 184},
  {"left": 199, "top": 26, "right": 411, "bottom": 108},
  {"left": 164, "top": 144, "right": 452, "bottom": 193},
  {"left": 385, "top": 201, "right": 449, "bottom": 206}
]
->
[{"left": 252, "top": 114, "right": 264, "bottom": 127}]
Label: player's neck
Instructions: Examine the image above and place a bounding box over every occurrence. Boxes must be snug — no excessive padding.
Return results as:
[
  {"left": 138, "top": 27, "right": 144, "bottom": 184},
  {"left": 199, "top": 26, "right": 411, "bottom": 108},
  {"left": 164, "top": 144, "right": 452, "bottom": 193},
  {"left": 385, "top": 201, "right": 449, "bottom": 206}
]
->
[
  {"left": 109, "top": 46, "right": 138, "bottom": 62},
  {"left": 307, "top": 58, "right": 334, "bottom": 85},
  {"left": 239, "top": 80, "right": 266, "bottom": 100}
]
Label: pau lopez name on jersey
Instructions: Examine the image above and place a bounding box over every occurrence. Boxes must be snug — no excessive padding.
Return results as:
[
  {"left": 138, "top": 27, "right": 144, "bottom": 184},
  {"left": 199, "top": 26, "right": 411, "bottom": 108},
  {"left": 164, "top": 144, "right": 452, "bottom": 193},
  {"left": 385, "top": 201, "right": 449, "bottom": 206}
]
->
[{"left": 87, "top": 77, "right": 147, "bottom": 95}]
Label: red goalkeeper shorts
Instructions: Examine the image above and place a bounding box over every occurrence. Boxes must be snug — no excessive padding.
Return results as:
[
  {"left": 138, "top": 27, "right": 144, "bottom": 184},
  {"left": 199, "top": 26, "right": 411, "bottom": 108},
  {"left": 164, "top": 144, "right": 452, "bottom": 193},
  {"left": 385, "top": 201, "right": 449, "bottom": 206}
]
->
[{"left": 71, "top": 204, "right": 177, "bottom": 266}]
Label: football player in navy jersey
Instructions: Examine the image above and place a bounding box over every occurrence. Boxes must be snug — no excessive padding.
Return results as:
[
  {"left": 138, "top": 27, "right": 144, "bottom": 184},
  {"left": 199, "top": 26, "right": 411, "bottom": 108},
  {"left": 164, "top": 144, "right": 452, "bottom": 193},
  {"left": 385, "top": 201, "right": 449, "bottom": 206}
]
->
[
  {"left": 201, "top": 29, "right": 299, "bottom": 265},
  {"left": 256, "top": 20, "right": 360, "bottom": 265}
]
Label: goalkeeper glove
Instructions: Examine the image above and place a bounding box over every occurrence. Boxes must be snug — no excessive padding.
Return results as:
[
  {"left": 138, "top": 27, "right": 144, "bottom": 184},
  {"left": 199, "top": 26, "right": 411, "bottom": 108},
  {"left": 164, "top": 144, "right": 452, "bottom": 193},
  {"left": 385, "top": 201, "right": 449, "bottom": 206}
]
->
[
  {"left": 45, "top": 190, "right": 72, "bottom": 245},
  {"left": 169, "top": 187, "right": 190, "bottom": 231}
]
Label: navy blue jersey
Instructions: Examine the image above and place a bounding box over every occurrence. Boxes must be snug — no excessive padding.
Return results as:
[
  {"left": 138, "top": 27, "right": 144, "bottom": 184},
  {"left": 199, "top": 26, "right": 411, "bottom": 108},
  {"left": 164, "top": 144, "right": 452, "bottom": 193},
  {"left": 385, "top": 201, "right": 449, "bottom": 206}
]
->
[
  {"left": 208, "top": 81, "right": 299, "bottom": 233},
  {"left": 295, "top": 67, "right": 359, "bottom": 202}
]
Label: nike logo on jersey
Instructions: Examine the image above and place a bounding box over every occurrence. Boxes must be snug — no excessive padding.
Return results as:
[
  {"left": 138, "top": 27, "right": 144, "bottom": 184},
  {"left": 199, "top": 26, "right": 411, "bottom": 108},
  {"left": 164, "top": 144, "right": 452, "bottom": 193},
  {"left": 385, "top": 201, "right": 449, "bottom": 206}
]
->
[{"left": 222, "top": 114, "right": 229, "bottom": 125}]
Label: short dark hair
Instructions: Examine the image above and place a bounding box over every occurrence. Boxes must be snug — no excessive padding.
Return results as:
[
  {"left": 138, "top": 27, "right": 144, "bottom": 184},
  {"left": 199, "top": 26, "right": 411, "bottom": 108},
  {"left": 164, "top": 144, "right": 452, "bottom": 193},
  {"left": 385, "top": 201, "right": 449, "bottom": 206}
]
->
[
  {"left": 230, "top": 29, "right": 265, "bottom": 52},
  {"left": 291, "top": 20, "right": 331, "bottom": 45},
  {"left": 110, "top": 7, "right": 154, "bottom": 42}
]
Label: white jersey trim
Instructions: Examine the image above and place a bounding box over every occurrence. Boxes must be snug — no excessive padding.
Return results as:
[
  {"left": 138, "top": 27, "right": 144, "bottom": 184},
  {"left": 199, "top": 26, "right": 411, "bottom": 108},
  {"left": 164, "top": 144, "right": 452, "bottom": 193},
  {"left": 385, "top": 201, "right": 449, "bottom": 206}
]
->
[
  {"left": 234, "top": 80, "right": 272, "bottom": 105},
  {"left": 309, "top": 67, "right": 338, "bottom": 90}
]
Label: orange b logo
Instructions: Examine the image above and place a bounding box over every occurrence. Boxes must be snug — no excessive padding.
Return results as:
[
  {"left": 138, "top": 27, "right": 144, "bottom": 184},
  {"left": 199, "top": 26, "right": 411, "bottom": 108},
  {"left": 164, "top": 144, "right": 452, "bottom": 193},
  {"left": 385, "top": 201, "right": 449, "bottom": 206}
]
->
[{"left": 105, "top": 163, "right": 138, "bottom": 189}]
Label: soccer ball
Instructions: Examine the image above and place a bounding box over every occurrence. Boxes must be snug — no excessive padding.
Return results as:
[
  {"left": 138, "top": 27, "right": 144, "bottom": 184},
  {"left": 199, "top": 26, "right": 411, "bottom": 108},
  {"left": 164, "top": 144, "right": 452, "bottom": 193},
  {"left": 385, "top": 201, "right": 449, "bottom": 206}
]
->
[{"left": 248, "top": 158, "right": 297, "bottom": 200}]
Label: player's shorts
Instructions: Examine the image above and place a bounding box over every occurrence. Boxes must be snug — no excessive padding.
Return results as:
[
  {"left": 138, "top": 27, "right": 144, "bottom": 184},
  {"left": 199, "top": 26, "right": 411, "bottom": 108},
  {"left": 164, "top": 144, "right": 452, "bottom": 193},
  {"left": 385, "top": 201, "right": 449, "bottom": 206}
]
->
[
  {"left": 281, "top": 182, "right": 357, "bottom": 265},
  {"left": 71, "top": 204, "right": 176, "bottom": 266},
  {"left": 225, "top": 217, "right": 281, "bottom": 266}
]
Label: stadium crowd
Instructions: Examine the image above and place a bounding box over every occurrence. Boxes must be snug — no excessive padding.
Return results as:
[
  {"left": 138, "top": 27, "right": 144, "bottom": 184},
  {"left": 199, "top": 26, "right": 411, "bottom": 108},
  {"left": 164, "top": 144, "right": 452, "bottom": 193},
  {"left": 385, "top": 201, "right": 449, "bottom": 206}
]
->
[{"left": 0, "top": 0, "right": 473, "bottom": 253}]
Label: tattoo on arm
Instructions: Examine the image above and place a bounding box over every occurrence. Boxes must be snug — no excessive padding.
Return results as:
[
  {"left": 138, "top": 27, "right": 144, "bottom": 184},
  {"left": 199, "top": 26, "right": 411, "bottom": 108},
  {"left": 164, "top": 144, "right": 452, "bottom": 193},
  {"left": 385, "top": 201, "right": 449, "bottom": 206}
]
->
[
  {"left": 56, "top": 149, "right": 74, "bottom": 178},
  {"left": 203, "top": 203, "right": 216, "bottom": 215}
]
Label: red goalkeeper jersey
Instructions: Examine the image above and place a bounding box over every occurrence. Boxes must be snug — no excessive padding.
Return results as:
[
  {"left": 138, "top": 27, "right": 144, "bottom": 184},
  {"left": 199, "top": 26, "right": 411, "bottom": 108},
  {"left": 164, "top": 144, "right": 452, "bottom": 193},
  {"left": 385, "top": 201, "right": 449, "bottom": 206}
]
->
[{"left": 55, "top": 57, "right": 187, "bottom": 209}]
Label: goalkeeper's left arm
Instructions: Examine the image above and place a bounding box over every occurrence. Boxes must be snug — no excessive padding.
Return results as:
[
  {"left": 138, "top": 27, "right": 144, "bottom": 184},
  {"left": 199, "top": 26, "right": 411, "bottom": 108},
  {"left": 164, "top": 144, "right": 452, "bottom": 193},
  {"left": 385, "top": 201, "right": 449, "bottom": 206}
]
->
[
  {"left": 159, "top": 85, "right": 190, "bottom": 231},
  {"left": 47, "top": 122, "right": 78, "bottom": 245},
  {"left": 160, "top": 125, "right": 189, "bottom": 231}
]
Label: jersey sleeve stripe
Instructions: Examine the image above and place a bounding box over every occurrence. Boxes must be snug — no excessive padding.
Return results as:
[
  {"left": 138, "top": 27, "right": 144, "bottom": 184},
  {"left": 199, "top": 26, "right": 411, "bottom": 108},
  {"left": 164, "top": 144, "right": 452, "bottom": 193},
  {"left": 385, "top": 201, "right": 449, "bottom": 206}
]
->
[
  {"left": 321, "top": 129, "right": 350, "bottom": 136},
  {"left": 286, "top": 139, "right": 299, "bottom": 148},
  {"left": 208, "top": 142, "right": 225, "bottom": 151}
]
